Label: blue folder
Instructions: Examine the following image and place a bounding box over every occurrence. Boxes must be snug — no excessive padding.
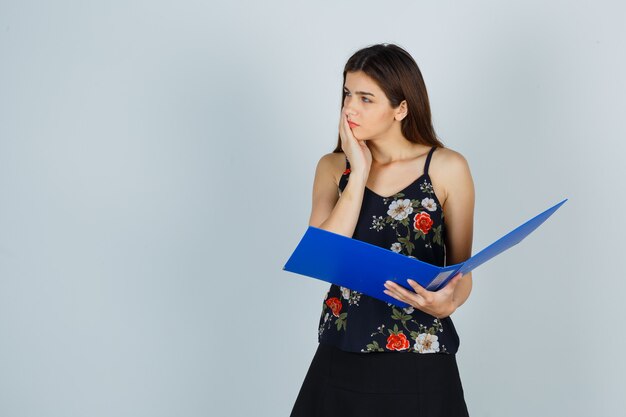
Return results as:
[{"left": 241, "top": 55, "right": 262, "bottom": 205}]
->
[{"left": 283, "top": 198, "right": 567, "bottom": 308}]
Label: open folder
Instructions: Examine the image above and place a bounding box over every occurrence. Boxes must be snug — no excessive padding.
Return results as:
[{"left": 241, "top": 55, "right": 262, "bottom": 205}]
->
[{"left": 283, "top": 198, "right": 567, "bottom": 308}]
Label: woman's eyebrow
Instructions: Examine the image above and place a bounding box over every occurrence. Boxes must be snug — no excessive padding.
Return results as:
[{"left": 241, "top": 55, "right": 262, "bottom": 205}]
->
[{"left": 343, "top": 87, "right": 375, "bottom": 97}]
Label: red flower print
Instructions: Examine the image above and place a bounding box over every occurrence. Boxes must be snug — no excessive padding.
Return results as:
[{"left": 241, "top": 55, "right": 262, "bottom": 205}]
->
[
  {"left": 413, "top": 211, "right": 433, "bottom": 234},
  {"left": 325, "top": 297, "right": 343, "bottom": 317},
  {"left": 386, "top": 333, "right": 410, "bottom": 351},
  {"left": 343, "top": 168, "right": 351, "bottom": 175}
]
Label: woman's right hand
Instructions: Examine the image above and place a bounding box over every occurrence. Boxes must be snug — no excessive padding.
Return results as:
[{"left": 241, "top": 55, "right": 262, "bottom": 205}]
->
[{"left": 338, "top": 108, "right": 372, "bottom": 179}]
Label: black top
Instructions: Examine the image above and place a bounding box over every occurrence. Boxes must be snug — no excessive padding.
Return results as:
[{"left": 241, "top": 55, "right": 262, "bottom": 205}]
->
[{"left": 317, "top": 146, "right": 460, "bottom": 354}]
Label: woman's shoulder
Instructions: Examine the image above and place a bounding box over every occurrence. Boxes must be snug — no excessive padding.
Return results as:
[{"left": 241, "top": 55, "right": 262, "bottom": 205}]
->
[
  {"left": 432, "top": 146, "right": 471, "bottom": 175},
  {"left": 316, "top": 151, "right": 347, "bottom": 187},
  {"left": 319, "top": 150, "right": 346, "bottom": 162},
  {"left": 430, "top": 146, "right": 473, "bottom": 205}
]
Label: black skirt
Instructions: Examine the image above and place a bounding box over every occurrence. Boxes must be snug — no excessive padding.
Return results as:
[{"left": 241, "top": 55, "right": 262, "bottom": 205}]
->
[{"left": 290, "top": 342, "right": 469, "bottom": 417}]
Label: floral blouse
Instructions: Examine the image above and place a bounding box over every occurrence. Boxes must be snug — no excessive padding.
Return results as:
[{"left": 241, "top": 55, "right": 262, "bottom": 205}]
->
[{"left": 317, "top": 146, "right": 461, "bottom": 354}]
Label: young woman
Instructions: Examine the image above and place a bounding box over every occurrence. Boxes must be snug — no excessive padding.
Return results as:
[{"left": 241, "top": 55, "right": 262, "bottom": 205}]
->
[{"left": 289, "top": 43, "right": 475, "bottom": 416}]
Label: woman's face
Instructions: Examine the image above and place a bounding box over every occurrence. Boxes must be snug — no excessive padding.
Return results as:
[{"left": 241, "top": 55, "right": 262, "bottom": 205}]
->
[{"left": 342, "top": 70, "right": 400, "bottom": 141}]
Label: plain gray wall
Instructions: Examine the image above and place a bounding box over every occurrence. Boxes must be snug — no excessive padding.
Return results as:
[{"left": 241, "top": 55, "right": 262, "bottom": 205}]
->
[{"left": 1, "top": 1, "right": 625, "bottom": 416}]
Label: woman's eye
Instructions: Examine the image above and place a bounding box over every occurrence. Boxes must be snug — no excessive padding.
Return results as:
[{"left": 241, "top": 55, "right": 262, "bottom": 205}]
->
[{"left": 344, "top": 92, "right": 370, "bottom": 103}]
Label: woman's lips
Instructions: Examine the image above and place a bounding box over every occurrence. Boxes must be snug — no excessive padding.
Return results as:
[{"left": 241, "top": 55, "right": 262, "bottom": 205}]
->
[{"left": 348, "top": 121, "right": 359, "bottom": 128}]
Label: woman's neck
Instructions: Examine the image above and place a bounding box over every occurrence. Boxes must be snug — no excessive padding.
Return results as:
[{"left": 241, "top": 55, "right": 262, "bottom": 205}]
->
[{"left": 367, "top": 137, "right": 428, "bottom": 166}]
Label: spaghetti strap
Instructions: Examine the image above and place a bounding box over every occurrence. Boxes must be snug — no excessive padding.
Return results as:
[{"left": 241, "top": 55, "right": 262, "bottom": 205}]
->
[
  {"left": 424, "top": 146, "right": 437, "bottom": 176},
  {"left": 339, "top": 154, "right": 351, "bottom": 191}
]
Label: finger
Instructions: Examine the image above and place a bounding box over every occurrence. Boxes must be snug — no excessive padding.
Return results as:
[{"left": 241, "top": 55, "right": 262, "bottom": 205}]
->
[
  {"left": 339, "top": 111, "right": 346, "bottom": 137},
  {"left": 342, "top": 112, "right": 355, "bottom": 137},
  {"left": 339, "top": 113, "right": 352, "bottom": 146},
  {"left": 339, "top": 121, "right": 349, "bottom": 154},
  {"left": 383, "top": 282, "right": 405, "bottom": 301},
  {"left": 385, "top": 281, "right": 419, "bottom": 304},
  {"left": 383, "top": 282, "right": 405, "bottom": 298},
  {"left": 385, "top": 285, "right": 426, "bottom": 311},
  {"left": 383, "top": 289, "right": 404, "bottom": 302},
  {"left": 406, "top": 279, "right": 428, "bottom": 298},
  {"left": 406, "top": 279, "right": 443, "bottom": 308}
]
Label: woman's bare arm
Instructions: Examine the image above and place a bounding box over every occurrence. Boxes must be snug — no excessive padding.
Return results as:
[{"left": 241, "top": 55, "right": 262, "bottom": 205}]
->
[
  {"left": 440, "top": 150, "right": 475, "bottom": 310},
  {"left": 308, "top": 153, "right": 368, "bottom": 238}
]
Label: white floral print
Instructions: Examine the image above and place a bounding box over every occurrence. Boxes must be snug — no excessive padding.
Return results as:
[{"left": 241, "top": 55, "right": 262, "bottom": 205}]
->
[
  {"left": 421, "top": 197, "right": 437, "bottom": 211},
  {"left": 414, "top": 333, "right": 440, "bottom": 353},
  {"left": 387, "top": 199, "right": 413, "bottom": 220},
  {"left": 419, "top": 179, "right": 433, "bottom": 194},
  {"left": 337, "top": 286, "right": 362, "bottom": 306},
  {"left": 390, "top": 242, "right": 402, "bottom": 253},
  {"left": 340, "top": 286, "right": 351, "bottom": 300},
  {"left": 370, "top": 215, "right": 385, "bottom": 231}
]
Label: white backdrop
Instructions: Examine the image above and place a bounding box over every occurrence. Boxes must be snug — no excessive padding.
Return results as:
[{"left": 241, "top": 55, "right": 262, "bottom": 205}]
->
[{"left": 1, "top": 1, "right": 625, "bottom": 416}]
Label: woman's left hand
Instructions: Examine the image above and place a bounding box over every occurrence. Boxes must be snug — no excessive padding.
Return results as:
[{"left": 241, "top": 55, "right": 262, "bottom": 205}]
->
[{"left": 383, "top": 272, "right": 464, "bottom": 319}]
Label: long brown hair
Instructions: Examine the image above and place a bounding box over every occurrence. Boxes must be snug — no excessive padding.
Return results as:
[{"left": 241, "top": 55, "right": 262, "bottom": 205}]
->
[{"left": 333, "top": 43, "right": 444, "bottom": 153}]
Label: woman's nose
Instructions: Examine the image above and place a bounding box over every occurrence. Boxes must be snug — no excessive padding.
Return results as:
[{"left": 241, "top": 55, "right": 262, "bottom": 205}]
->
[
  {"left": 343, "top": 105, "right": 356, "bottom": 117},
  {"left": 343, "top": 97, "right": 357, "bottom": 115}
]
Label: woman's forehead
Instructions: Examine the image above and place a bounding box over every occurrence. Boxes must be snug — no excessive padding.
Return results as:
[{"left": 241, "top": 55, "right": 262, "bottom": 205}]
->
[{"left": 344, "top": 71, "right": 381, "bottom": 95}]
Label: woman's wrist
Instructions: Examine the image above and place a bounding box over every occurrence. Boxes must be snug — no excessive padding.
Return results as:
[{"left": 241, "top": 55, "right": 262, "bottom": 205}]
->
[
  {"left": 345, "top": 173, "right": 368, "bottom": 191},
  {"left": 434, "top": 301, "right": 457, "bottom": 319}
]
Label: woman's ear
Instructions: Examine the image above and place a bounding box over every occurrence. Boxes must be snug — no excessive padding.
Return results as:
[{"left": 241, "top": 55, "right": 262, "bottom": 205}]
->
[{"left": 395, "top": 100, "right": 408, "bottom": 121}]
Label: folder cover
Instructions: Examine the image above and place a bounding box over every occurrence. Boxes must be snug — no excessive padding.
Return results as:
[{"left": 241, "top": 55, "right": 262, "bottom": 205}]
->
[{"left": 283, "top": 198, "right": 567, "bottom": 308}]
